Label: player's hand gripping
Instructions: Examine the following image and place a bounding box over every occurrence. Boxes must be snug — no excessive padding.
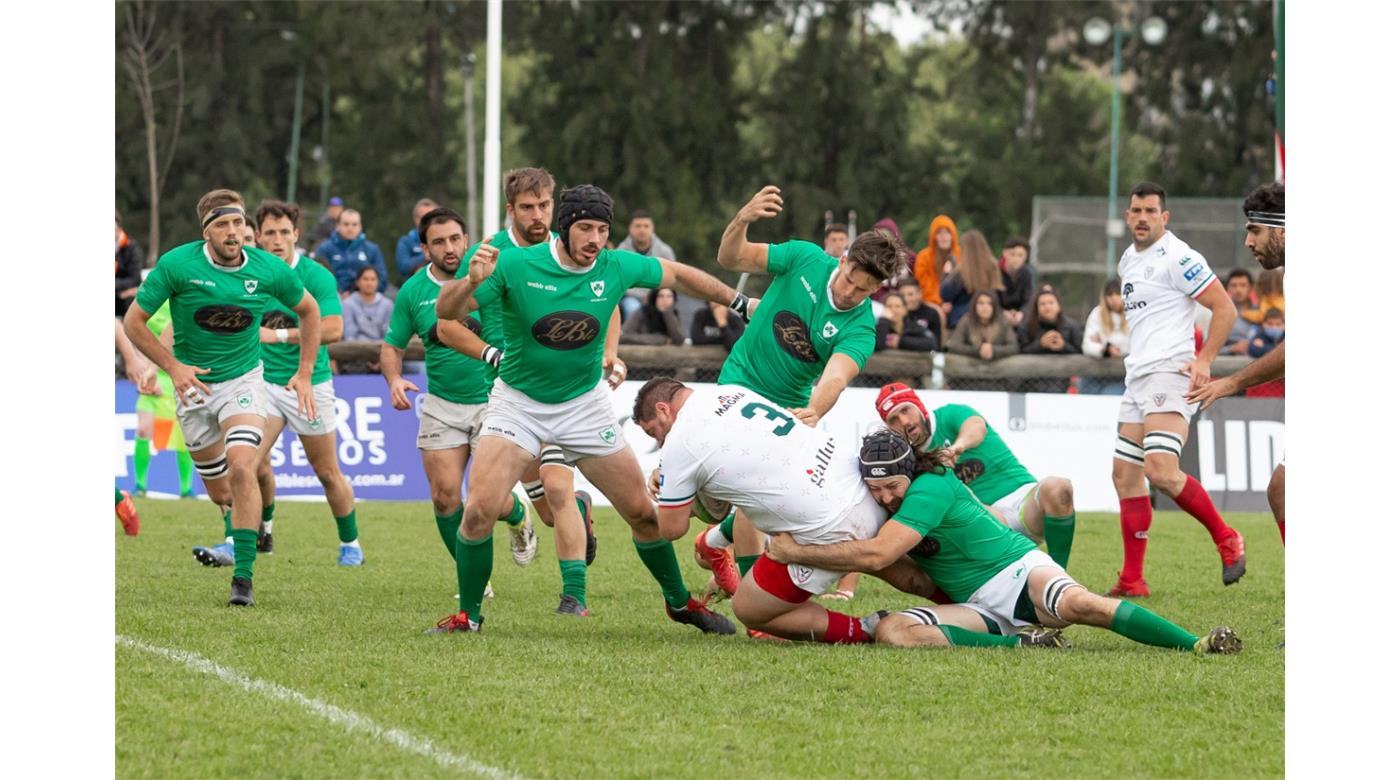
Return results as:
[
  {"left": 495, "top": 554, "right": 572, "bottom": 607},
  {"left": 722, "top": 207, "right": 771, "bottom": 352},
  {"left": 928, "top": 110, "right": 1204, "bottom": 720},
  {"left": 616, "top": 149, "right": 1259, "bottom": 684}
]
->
[
  {"left": 169, "top": 362, "right": 212, "bottom": 407},
  {"left": 288, "top": 369, "right": 318, "bottom": 421},
  {"left": 766, "top": 532, "right": 798, "bottom": 564},
  {"left": 1184, "top": 375, "right": 1240, "bottom": 413},
  {"left": 647, "top": 468, "right": 662, "bottom": 501},
  {"left": 788, "top": 407, "right": 820, "bottom": 427},
  {"left": 388, "top": 376, "right": 420, "bottom": 411},
  {"left": 605, "top": 355, "right": 628, "bottom": 390},
  {"left": 738, "top": 185, "right": 783, "bottom": 225},
  {"left": 1181, "top": 355, "right": 1213, "bottom": 393}
]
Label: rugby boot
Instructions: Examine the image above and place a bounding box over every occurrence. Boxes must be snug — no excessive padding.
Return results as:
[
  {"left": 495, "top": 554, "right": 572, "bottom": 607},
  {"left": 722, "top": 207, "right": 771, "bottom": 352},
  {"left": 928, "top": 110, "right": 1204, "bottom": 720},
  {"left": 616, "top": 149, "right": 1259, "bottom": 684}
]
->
[
  {"left": 576, "top": 491, "right": 597, "bottom": 566},
  {"left": 665, "top": 597, "right": 736, "bottom": 635},
  {"left": 116, "top": 490, "right": 140, "bottom": 536},
  {"left": 1194, "top": 626, "right": 1243, "bottom": 655},
  {"left": 427, "top": 611, "right": 482, "bottom": 634},
  {"left": 555, "top": 593, "right": 590, "bottom": 617},
  {"left": 1218, "top": 532, "right": 1246, "bottom": 586},
  {"left": 694, "top": 530, "right": 741, "bottom": 597},
  {"left": 228, "top": 577, "right": 254, "bottom": 606}
]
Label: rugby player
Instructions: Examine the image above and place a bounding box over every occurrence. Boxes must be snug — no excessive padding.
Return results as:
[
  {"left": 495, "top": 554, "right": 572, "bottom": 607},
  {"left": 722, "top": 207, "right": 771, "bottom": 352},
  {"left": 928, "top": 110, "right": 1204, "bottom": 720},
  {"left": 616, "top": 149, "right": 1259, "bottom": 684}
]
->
[
  {"left": 381, "top": 207, "right": 537, "bottom": 598},
  {"left": 1187, "top": 182, "right": 1285, "bottom": 543},
  {"left": 251, "top": 200, "right": 363, "bottom": 565},
  {"left": 435, "top": 168, "right": 606, "bottom": 616},
  {"left": 694, "top": 185, "right": 903, "bottom": 598},
  {"left": 635, "top": 378, "right": 937, "bottom": 644},
  {"left": 767, "top": 430, "right": 1242, "bottom": 654},
  {"left": 131, "top": 302, "right": 197, "bottom": 500},
  {"left": 1107, "top": 182, "right": 1245, "bottom": 597},
  {"left": 115, "top": 319, "right": 155, "bottom": 535},
  {"left": 124, "top": 188, "right": 322, "bottom": 606},
  {"left": 430, "top": 184, "right": 750, "bottom": 634},
  {"left": 875, "top": 382, "right": 1076, "bottom": 567}
]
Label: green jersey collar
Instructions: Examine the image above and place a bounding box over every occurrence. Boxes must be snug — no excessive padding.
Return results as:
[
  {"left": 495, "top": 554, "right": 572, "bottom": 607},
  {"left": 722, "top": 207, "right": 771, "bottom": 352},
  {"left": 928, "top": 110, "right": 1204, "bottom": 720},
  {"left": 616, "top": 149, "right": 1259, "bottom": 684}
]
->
[
  {"left": 425, "top": 263, "right": 452, "bottom": 287},
  {"left": 550, "top": 238, "right": 596, "bottom": 274},
  {"left": 203, "top": 242, "right": 248, "bottom": 273}
]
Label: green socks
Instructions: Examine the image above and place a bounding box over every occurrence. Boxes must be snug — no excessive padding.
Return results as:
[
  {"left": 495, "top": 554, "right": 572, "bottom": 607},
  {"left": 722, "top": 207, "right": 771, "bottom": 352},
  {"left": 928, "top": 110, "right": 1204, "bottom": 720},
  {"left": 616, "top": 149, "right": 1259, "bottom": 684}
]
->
[
  {"left": 232, "top": 528, "right": 257, "bottom": 581},
  {"left": 435, "top": 507, "right": 464, "bottom": 559},
  {"left": 633, "top": 538, "right": 691, "bottom": 610},
  {"left": 115, "top": 486, "right": 125, "bottom": 505},
  {"left": 502, "top": 495, "right": 526, "bottom": 526},
  {"left": 718, "top": 512, "right": 736, "bottom": 543},
  {"left": 456, "top": 531, "right": 494, "bottom": 621},
  {"left": 559, "top": 559, "right": 587, "bottom": 607},
  {"left": 1110, "top": 601, "right": 1199, "bottom": 651},
  {"left": 262, "top": 503, "right": 275, "bottom": 527},
  {"left": 1043, "top": 512, "right": 1076, "bottom": 568},
  {"left": 335, "top": 509, "right": 359, "bottom": 543},
  {"left": 222, "top": 508, "right": 233, "bottom": 539},
  {"left": 176, "top": 449, "right": 194, "bottom": 495},
  {"left": 133, "top": 438, "right": 152, "bottom": 491},
  {"left": 938, "top": 625, "right": 1020, "bottom": 648},
  {"left": 736, "top": 555, "right": 760, "bottom": 578}
]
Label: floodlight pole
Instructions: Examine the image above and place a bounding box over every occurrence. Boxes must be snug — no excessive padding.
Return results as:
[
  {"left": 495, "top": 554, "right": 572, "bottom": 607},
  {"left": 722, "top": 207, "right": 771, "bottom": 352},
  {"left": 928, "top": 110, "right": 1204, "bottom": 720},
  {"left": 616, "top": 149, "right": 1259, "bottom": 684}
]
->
[
  {"left": 482, "top": 0, "right": 502, "bottom": 237},
  {"left": 1105, "top": 27, "right": 1123, "bottom": 278}
]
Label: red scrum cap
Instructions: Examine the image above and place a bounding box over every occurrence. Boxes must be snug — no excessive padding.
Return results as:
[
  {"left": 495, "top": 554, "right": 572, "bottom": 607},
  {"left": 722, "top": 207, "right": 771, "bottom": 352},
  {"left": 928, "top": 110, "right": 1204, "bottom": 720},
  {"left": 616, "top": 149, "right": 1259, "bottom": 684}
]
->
[{"left": 875, "top": 382, "right": 928, "bottom": 423}]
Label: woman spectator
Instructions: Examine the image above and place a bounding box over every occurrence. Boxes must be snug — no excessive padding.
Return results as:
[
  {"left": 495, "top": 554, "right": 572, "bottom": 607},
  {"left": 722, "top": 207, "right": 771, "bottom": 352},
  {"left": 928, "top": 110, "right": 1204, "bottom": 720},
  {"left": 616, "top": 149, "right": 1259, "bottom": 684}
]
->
[
  {"left": 621, "top": 287, "right": 685, "bottom": 345},
  {"left": 938, "top": 230, "right": 1004, "bottom": 329},
  {"left": 913, "top": 214, "right": 960, "bottom": 306},
  {"left": 342, "top": 266, "right": 394, "bottom": 341},
  {"left": 1080, "top": 277, "right": 1131, "bottom": 394},
  {"left": 690, "top": 300, "right": 747, "bottom": 352},
  {"left": 1019, "top": 287, "right": 1083, "bottom": 355},
  {"left": 1243, "top": 268, "right": 1285, "bottom": 324},
  {"left": 945, "top": 291, "right": 1018, "bottom": 361},
  {"left": 875, "top": 293, "right": 939, "bottom": 352}
]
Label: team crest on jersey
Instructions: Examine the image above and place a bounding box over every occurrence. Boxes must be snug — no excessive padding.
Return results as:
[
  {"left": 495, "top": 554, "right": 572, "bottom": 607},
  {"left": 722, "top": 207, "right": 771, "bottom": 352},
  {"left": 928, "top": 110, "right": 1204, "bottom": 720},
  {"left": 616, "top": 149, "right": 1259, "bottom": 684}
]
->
[
  {"left": 793, "top": 566, "right": 814, "bottom": 584},
  {"left": 237, "top": 394, "right": 252, "bottom": 409},
  {"left": 590, "top": 280, "right": 605, "bottom": 297},
  {"left": 821, "top": 321, "right": 838, "bottom": 339},
  {"left": 1144, "top": 266, "right": 1155, "bottom": 279},
  {"left": 599, "top": 425, "right": 618, "bottom": 445},
  {"left": 245, "top": 280, "right": 258, "bottom": 294},
  {"left": 1153, "top": 393, "right": 1167, "bottom": 407},
  {"left": 771, "top": 311, "right": 818, "bottom": 363}
]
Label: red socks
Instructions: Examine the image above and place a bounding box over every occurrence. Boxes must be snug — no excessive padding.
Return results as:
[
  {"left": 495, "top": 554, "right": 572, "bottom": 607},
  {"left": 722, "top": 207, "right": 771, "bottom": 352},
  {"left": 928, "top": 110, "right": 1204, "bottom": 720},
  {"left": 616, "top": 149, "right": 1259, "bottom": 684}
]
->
[
  {"left": 822, "top": 610, "right": 869, "bottom": 644},
  {"left": 1119, "top": 495, "right": 1153, "bottom": 582},
  {"left": 1277, "top": 519, "right": 1284, "bottom": 544},
  {"left": 1172, "top": 476, "right": 1236, "bottom": 545}
]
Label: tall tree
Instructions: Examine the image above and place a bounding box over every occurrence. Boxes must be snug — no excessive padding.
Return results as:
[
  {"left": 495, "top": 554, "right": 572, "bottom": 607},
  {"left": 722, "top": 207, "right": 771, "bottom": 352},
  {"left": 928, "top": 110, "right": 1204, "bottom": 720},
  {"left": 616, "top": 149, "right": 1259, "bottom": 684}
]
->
[{"left": 120, "top": 0, "right": 185, "bottom": 261}]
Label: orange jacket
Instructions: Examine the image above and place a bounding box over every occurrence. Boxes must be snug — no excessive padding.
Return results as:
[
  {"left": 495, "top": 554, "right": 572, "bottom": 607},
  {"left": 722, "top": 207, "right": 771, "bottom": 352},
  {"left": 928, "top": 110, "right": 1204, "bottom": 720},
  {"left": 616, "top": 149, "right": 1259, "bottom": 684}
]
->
[{"left": 913, "top": 215, "right": 960, "bottom": 305}]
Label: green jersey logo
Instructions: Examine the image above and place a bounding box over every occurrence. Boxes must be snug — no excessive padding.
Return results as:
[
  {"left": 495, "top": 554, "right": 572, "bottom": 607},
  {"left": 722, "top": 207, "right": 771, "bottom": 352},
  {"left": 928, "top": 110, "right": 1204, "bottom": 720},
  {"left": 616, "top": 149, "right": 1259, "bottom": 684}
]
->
[
  {"left": 822, "top": 321, "right": 838, "bottom": 339},
  {"left": 590, "top": 280, "right": 605, "bottom": 297},
  {"left": 599, "top": 425, "right": 618, "bottom": 445},
  {"left": 237, "top": 394, "right": 252, "bottom": 409},
  {"left": 244, "top": 280, "right": 259, "bottom": 294}
]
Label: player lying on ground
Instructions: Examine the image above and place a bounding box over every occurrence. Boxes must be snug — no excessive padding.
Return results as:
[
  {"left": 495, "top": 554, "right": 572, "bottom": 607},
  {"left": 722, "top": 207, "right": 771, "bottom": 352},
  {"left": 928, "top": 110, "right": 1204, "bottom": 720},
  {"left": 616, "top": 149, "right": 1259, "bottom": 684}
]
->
[
  {"left": 635, "top": 377, "right": 937, "bottom": 644},
  {"left": 766, "top": 430, "right": 1242, "bottom": 654}
]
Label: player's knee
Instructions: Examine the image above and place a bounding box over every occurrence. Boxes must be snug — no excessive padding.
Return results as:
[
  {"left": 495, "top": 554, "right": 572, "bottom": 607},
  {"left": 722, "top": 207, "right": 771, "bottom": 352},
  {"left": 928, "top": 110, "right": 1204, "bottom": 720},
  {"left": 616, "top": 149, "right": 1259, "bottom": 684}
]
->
[
  {"left": 311, "top": 461, "right": 342, "bottom": 488},
  {"left": 1142, "top": 458, "right": 1180, "bottom": 490},
  {"left": 1041, "top": 477, "right": 1074, "bottom": 513},
  {"left": 430, "top": 485, "right": 461, "bottom": 516},
  {"left": 1267, "top": 470, "right": 1285, "bottom": 516},
  {"left": 1056, "top": 587, "right": 1110, "bottom": 626}
]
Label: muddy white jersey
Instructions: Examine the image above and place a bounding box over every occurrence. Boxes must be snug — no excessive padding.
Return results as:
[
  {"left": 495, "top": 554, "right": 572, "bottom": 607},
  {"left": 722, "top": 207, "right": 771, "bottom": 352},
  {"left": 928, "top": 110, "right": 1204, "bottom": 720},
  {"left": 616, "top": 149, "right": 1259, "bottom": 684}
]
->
[
  {"left": 655, "top": 384, "right": 876, "bottom": 543},
  {"left": 1118, "top": 230, "right": 1218, "bottom": 379}
]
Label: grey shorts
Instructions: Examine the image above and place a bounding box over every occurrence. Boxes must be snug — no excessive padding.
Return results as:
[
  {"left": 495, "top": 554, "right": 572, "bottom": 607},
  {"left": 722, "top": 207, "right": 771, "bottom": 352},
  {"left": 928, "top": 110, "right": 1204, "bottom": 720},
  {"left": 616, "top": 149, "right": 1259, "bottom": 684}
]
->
[
  {"left": 264, "top": 380, "right": 340, "bottom": 437},
  {"left": 416, "top": 393, "right": 489, "bottom": 451}
]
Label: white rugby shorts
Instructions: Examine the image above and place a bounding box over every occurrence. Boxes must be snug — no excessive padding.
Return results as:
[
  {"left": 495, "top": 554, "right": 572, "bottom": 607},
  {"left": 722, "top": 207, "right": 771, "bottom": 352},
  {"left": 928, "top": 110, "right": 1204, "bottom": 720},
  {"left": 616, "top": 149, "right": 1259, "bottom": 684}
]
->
[
  {"left": 1118, "top": 370, "right": 1197, "bottom": 424},
  {"left": 479, "top": 378, "right": 625, "bottom": 462},
  {"left": 176, "top": 366, "right": 268, "bottom": 451},
  {"left": 264, "top": 379, "right": 340, "bottom": 437},
  {"left": 417, "top": 393, "right": 489, "bottom": 451}
]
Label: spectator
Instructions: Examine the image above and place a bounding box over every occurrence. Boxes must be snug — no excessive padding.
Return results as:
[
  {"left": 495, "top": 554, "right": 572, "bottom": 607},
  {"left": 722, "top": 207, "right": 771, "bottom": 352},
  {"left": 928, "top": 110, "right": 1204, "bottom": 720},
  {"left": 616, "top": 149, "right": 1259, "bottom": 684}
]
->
[
  {"left": 999, "top": 236, "right": 1033, "bottom": 326},
  {"left": 395, "top": 198, "right": 438, "bottom": 279},
  {"left": 822, "top": 223, "right": 849, "bottom": 258},
  {"left": 896, "top": 278, "right": 942, "bottom": 350},
  {"left": 308, "top": 196, "right": 344, "bottom": 251},
  {"left": 115, "top": 211, "right": 144, "bottom": 317},
  {"left": 1019, "top": 287, "right": 1083, "bottom": 355},
  {"left": 1224, "top": 268, "right": 1258, "bottom": 354},
  {"left": 1081, "top": 277, "right": 1131, "bottom": 395},
  {"left": 617, "top": 210, "right": 677, "bottom": 320},
  {"left": 342, "top": 266, "right": 394, "bottom": 341},
  {"left": 621, "top": 287, "right": 686, "bottom": 345},
  {"left": 1247, "top": 308, "right": 1285, "bottom": 358},
  {"left": 875, "top": 293, "right": 939, "bottom": 352},
  {"left": 913, "top": 214, "right": 960, "bottom": 306},
  {"left": 938, "top": 230, "right": 1004, "bottom": 329},
  {"left": 316, "top": 208, "right": 388, "bottom": 295},
  {"left": 945, "top": 291, "right": 1019, "bottom": 361},
  {"left": 690, "top": 300, "right": 747, "bottom": 352},
  {"left": 1243, "top": 267, "right": 1285, "bottom": 324},
  {"left": 870, "top": 218, "right": 916, "bottom": 303}
]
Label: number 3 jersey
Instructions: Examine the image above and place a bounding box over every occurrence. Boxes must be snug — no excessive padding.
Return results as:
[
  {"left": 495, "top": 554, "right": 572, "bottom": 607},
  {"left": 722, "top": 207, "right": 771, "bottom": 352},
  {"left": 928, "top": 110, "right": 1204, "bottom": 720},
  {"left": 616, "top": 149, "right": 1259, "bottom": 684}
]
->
[{"left": 656, "top": 384, "right": 879, "bottom": 543}]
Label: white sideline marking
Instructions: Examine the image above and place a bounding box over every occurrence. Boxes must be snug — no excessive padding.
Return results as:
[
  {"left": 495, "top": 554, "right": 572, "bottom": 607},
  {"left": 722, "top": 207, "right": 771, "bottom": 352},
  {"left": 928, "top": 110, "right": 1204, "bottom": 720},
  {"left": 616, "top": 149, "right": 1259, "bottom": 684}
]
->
[{"left": 116, "top": 635, "right": 526, "bottom": 779}]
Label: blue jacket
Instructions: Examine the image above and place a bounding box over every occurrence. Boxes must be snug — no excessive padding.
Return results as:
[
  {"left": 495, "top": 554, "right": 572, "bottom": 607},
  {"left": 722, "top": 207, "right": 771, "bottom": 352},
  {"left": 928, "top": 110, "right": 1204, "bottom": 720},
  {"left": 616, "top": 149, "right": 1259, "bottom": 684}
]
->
[
  {"left": 1246, "top": 325, "right": 1284, "bottom": 358},
  {"left": 395, "top": 228, "right": 425, "bottom": 277},
  {"left": 316, "top": 233, "right": 388, "bottom": 293}
]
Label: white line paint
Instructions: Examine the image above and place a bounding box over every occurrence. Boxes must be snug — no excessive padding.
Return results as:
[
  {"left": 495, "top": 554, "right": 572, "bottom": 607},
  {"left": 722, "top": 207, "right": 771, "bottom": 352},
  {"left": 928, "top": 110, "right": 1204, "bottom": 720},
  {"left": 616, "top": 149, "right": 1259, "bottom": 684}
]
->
[{"left": 116, "top": 635, "right": 527, "bottom": 780}]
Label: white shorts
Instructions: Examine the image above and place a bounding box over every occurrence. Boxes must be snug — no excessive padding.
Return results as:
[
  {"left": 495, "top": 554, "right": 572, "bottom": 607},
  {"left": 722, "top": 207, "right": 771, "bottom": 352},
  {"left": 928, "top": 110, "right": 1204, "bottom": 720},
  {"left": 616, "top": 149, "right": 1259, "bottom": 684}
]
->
[
  {"left": 417, "top": 393, "right": 489, "bottom": 451},
  {"left": 176, "top": 366, "right": 268, "bottom": 451},
  {"left": 480, "top": 378, "right": 624, "bottom": 462},
  {"left": 786, "top": 492, "right": 888, "bottom": 596},
  {"left": 991, "top": 482, "right": 1040, "bottom": 543},
  {"left": 962, "top": 549, "right": 1064, "bottom": 636},
  {"left": 264, "top": 380, "right": 340, "bottom": 437},
  {"left": 1118, "top": 371, "right": 1197, "bottom": 424}
]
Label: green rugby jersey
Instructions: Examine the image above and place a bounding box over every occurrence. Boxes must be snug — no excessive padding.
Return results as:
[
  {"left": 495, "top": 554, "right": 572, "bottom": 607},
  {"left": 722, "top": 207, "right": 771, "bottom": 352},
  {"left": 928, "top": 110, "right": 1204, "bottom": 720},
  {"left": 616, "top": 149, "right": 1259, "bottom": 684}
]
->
[
  {"left": 455, "top": 228, "right": 558, "bottom": 380},
  {"left": 384, "top": 263, "right": 492, "bottom": 406},
  {"left": 891, "top": 469, "right": 1037, "bottom": 603},
  {"left": 135, "top": 241, "right": 305, "bottom": 383},
  {"left": 718, "top": 240, "right": 876, "bottom": 408},
  {"left": 924, "top": 404, "right": 1037, "bottom": 504},
  {"left": 472, "top": 240, "right": 662, "bottom": 404},
  {"left": 260, "top": 256, "right": 340, "bottom": 385}
]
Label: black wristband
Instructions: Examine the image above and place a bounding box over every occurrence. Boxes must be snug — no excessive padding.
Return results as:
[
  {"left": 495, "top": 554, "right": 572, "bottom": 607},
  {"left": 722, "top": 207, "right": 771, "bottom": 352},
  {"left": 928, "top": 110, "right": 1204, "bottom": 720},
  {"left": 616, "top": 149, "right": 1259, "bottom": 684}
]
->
[
  {"left": 482, "top": 346, "right": 503, "bottom": 368},
  {"left": 729, "top": 292, "right": 751, "bottom": 322}
]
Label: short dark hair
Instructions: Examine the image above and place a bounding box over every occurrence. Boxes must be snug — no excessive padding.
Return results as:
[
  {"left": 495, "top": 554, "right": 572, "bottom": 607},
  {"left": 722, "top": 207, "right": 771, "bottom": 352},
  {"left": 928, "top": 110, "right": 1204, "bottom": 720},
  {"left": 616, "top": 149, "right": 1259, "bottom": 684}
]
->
[
  {"left": 1243, "top": 181, "right": 1284, "bottom": 216},
  {"left": 503, "top": 167, "right": 555, "bottom": 206},
  {"left": 196, "top": 188, "right": 244, "bottom": 225},
  {"left": 824, "top": 224, "right": 848, "bottom": 239},
  {"left": 254, "top": 200, "right": 302, "bottom": 232},
  {"left": 417, "top": 206, "right": 468, "bottom": 245},
  {"left": 1129, "top": 181, "right": 1167, "bottom": 207},
  {"left": 1226, "top": 268, "right": 1255, "bottom": 286},
  {"left": 1262, "top": 308, "right": 1284, "bottom": 321},
  {"left": 632, "top": 376, "right": 687, "bottom": 424},
  {"left": 846, "top": 229, "right": 907, "bottom": 282},
  {"left": 1002, "top": 236, "right": 1029, "bottom": 252},
  {"left": 897, "top": 277, "right": 921, "bottom": 291},
  {"left": 630, "top": 210, "right": 652, "bottom": 223},
  {"left": 355, "top": 265, "right": 379, "bottom": 283}
]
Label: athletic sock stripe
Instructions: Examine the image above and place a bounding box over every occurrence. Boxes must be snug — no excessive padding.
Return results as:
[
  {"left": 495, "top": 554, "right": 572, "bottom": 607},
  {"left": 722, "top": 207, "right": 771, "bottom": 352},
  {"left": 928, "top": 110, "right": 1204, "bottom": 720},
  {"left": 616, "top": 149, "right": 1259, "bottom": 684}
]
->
[{"left": 1145, "top": 431, "right": 1184, "bottom": 444}]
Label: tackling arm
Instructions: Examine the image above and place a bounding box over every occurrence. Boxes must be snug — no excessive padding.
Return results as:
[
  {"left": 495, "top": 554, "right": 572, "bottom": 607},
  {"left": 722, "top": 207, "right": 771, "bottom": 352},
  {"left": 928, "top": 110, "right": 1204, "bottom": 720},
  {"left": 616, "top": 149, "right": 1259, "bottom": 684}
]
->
[
  {"left": 950, "top": 415, "right": 988, "bottom": 459},
  {"left": 767, "top": 522, "right": 924, "bottom": 573},
  {"left": 801, "top": 354, "right": 862, "bottom": 423}
]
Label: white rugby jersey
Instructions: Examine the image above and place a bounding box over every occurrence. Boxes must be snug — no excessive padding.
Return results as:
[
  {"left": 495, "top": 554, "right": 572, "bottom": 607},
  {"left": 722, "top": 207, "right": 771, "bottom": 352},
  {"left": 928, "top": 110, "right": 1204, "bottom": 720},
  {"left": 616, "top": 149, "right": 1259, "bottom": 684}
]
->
[
  {"left": 655, "top": 384, "right": 875, "bottom": 543},
  {"left": 1118, "top": 230, "right": 1218, "bottom": 379}
]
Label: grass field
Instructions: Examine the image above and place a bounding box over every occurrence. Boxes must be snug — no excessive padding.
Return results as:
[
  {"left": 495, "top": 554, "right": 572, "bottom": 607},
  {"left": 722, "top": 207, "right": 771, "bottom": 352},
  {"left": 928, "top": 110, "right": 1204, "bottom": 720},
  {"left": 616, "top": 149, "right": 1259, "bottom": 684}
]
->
[{"left": 116, "top": 499, "right": 1283, "bottom": 778}]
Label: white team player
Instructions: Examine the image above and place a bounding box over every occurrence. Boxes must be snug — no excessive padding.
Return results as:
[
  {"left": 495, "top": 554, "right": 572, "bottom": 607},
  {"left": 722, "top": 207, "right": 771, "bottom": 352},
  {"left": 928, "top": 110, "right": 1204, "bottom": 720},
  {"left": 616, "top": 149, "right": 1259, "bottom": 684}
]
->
[
  {"left": 633, "top": 377, "right": 936, "bottom": 644},
  {"left": 1107, "top": 181, "right": 1246, "bottom": 598}
]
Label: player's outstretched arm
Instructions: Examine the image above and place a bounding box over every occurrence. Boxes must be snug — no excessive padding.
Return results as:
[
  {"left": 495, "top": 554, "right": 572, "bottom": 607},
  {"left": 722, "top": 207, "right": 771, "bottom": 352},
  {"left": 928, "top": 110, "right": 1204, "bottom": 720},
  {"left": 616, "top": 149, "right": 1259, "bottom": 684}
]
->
[
  {"left": 1186, "top": 341, "right": 1284, "bottom": 412},
  {"left": 796, "top": 354, "right": 862, "bottom": 425},
  {"left": 767, "top": 523, "right": 923, "bottom": 574},
  {"left": 948, "top": 415, "right": 988, "bottom": 462},
  {"left": 436, "top": 318, "right": 500, "bottom": 367},
  {"left": 657, "top": 260, "right": 758, "bottom": 322},
  {"left": 716, "top": 185, "right": 781, "bottom": 274}
]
